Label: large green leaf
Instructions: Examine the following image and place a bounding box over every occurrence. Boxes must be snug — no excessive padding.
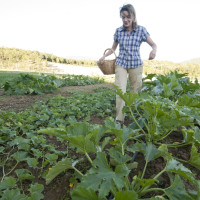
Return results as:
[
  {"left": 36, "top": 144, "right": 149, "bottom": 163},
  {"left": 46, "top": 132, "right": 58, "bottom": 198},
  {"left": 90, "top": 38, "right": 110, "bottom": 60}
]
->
[
  {"left": 165, "top": 175, "right": 194, "bottom": 200},
  {"left": 106, "top": 118, "right": 138, "bottom": 151},
  {"left": 136, "top": 177, "right": 157, "bottom": 189},
  {"left": 151, "top": 85, "right": 163, "bottom": 96},
  {"left": 12, "top": 151, "right": 28, "bottom": 162},
  {"left": 9, "top": 136, "right": 30, "bottom": 151},
  {"left": 0, "top": 177, "right": 16, "bottom": 190},
  {"left": 39, "top": 123, "right": 97, "bottom": 153},
  {"left": 65, "top": 122, "right": 90, "bottom": 137},
  {"left": 165, "top": 158, "right": 195, "bottom": 183},
  {"left": 80, "top": 152, "right": 130, "bottom": 198},
  {"left": 71, "top": 187, "right": 99, "bottom": 200},
  {"left": 28, "top": 183, "right": 44, "bottom": 194},
  {"left": 109, "top": 147, "right": 131, "bottom": 165},
  {"left": 178, "top": 94, "right": 200, "bottom": 108},
  {"left": 114, "top": 86, "right": 139, "bottom": 106},
  {"left": 1, "top": 189, "right": 27, "bottom": 200},
  {"left": 67, "top": 134, "right": 96, "bottom": 153},
  {"left": 88, "top": 125, "right": 107, "bottom": 149},
  {"left": 39, "top": 122, "right": 91, "bottom": 139},
  {"left": 159, "top": 107, "right": 193, "bottom": 132},
  {"left": 170, "top": 74, "right": 182, "bottom": 90},
  {"left": 15, "top": 169, "right": 34, "bottom": 181},
  {"left": 188, "top": 144, "right": 200, "bottom": 170},
  {"left": 105, "top": 117, "right": 122, "bottom": 130},
  {"left": 115, "top": 191, "right": 138, "bottom": 200},
  {"left": 46, "top": 158, "right": 73, "bottom": 184},
  {"left": 180, "top": 107, "right": 200, "bottom": 125},
  {"left": 163, "top": 83, "right": 174, "bottom": 98},
  {"left": 193, "top": 126, "right": 200, "bottom": 145},
  {"left": 0, "top": 146, "right": 5, "bottom": 153},
  {"left": 45, "top": 153, "right": 58, "bottom": 165},
  {"left": 110, "top": 126, "right": 138, "bottom": 149},
  {"left": 182, "top": 128, "right": 195, "bottom": 144},
  {"left": 128, "top": 142, "right": 161, "bottom": 162},
  {"left": 38, "top": 127, "right": 68, "bottom": 140},
  {"left": 143, "top": 142, "right": 161, "bottom": 162},
  {"left": 26, "top": 158, "right": 38, "bottom": 169},
  {"left": 158, "top": 144, "right": 170, "bottom": 159},
  {"left": 28, "top": 183, "right": 44, "bottom": 200},
  {"left": 143, "top": 73, "right": 157, "bottom": 81}
]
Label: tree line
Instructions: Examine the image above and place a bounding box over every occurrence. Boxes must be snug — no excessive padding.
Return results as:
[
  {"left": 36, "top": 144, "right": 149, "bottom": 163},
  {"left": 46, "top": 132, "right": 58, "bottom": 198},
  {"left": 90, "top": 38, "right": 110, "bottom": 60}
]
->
[
  {"left": 0, "top": 47, "right": 200, "bottom": 79},
  {"left": 0, "top": 47, "right": 97, "bottom": 67}
]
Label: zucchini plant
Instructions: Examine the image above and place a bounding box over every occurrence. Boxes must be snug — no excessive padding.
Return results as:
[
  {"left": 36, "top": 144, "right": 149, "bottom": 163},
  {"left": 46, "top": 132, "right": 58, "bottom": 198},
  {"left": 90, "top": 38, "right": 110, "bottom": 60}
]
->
[{"left": 39, "top": 118, "right": 200, "bottom": 199}]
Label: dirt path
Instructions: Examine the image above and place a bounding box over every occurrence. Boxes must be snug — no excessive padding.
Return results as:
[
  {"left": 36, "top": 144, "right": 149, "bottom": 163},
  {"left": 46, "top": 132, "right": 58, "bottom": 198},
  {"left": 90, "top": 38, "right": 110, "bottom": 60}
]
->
[
  {"left": 0, "top": 83, "right": 114, "bottom": 112},
  {"left": 48, "top": 62, "right": 106, "bottom": 76}
]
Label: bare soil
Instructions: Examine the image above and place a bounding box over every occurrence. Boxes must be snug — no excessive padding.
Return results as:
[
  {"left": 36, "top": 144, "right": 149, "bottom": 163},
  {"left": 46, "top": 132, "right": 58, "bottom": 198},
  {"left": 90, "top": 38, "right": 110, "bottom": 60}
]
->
[{"left": 0, "top": 83, "right": 114, "bottom": 113}]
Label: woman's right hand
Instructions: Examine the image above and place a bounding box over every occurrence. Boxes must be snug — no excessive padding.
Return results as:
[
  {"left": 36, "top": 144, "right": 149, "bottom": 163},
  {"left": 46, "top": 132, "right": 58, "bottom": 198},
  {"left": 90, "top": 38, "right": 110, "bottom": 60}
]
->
[{"left": 97, "top": 56, "right": 105, "bottom": 65}]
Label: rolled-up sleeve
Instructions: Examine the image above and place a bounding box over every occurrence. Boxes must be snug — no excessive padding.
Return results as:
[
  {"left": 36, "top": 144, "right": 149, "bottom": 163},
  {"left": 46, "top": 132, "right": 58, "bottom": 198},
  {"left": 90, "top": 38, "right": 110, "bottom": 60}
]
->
[
  {"left": 114, "top": 29, "right": 119, "bottom": 42},
  {"left": 142, "top": 27, "right": 150, "bottom": 42}
]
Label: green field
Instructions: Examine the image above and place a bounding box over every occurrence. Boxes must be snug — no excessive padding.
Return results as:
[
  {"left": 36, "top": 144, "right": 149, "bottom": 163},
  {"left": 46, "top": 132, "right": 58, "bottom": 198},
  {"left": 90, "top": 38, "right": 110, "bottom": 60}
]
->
[{"left": 0, "top": 71, "right": 200, "bottom": 200}]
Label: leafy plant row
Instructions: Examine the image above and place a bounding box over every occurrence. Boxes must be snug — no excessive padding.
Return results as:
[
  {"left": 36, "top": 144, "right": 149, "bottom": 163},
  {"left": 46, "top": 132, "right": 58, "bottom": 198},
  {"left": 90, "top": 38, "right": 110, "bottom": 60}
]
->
[
  {"left": 0, "top": 71, "right": 200, "bottom": 199},
  {"left": 39, "top": 71, "right": 200, "bottom": 199},
  {"left": 39, "top": 118, "right": 200, "bottom": 199},
  {"left": 0, "top": 87, "right": 115, "bottom": 199},
  {"left": 1, "top": 73, "right": 104, "bottom": 95}
]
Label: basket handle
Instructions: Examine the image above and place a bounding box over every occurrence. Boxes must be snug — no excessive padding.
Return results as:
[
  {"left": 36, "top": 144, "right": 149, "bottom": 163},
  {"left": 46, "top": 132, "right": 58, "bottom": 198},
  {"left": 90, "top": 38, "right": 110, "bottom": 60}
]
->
[{"left": 103, "top": 48, "right": 117, "bottom": 59}]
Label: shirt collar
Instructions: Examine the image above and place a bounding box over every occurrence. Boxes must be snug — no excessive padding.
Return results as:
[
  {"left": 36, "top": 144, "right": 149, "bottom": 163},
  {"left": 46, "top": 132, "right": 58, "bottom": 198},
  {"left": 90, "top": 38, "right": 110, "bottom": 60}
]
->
[{"left": 119, "top": 25, "right": 137, "bottom": 32}]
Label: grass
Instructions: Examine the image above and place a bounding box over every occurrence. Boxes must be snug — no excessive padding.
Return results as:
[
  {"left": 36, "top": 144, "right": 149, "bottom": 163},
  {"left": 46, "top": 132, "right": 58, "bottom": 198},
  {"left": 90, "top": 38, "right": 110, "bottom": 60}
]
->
[
  {"left": 0, "top": 71, "right": 39, "bottom": 86},
  {"left": 0, "top": 71, "right": 61, "bottom": 87},
  {"left": 0, "top": 71, "right": 114, "bottom": 89}
]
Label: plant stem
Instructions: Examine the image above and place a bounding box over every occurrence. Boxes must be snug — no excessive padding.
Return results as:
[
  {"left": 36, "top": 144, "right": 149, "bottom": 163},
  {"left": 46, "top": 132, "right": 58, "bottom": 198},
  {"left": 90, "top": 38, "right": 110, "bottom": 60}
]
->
[
  {"left": 141, "top": 161, "right": 148, "bottom": 179},
  {"left": 136, "top": 108, "right": 149, "bottom": 133},
  {"left": 1, "top": 148, "right": 16, "bottom": 182},
  {"left": 140, "top": 187, "right": 165, "bottom": 196},
  {"left": 121, "top": 144, "right": 124, "bottom": 156},
  {"left": 1, "top": 166, "right": 5, "bottom": 182},
  {"left": 85, "top": 152, "right": 93, "bottom": 165},
  {"left": 158, "top": 130, "right": 173, "bottom": 141},
  {"left": 173, "top": 157, "right": 188, "bottom": 163},
  {"left": 97, "top": 145, "right": 102, "bottom": 152},
  {"left": 129, "top": 108, "right": 146, "bottom": 135},
  {"left": 5, "top": 162, "right": 19, "bottom": 177},
  {"left": 125, "top": 176, "right": 130, "bottom": 190},
  {"left": 154, "top": 168, "right": 166, "bottom": 180},
  {"left": 73, "top": 167, "right": 84, "bottom": 176},
  {"left": 156, "top": 142, "right": 189, "bottom": 148}
]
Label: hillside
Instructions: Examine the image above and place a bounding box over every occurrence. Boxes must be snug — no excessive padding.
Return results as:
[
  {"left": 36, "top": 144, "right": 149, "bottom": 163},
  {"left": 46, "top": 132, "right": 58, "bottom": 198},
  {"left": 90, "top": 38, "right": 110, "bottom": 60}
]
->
[
  {"left": 1, "top": 47, "right": 200, "bottom": 79},
  {"left": 182, "top": 57, "right": 200, "bottom": 64},
  {"left": 0, "top": 47, "right": 97, "bottom": 67}
]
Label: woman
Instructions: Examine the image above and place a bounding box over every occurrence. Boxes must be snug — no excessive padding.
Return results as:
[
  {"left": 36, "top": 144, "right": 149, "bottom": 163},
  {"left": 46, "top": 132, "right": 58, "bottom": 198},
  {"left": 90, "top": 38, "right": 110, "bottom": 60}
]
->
[{"left": 98, "top": 4, "right": 157, "bottom": 124}]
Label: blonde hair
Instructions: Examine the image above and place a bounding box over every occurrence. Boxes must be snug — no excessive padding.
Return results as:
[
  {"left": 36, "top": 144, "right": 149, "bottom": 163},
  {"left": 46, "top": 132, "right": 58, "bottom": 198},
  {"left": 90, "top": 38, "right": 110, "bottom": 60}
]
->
[{"left": 120, "top": 4, "right": 137, "bottom": 29}]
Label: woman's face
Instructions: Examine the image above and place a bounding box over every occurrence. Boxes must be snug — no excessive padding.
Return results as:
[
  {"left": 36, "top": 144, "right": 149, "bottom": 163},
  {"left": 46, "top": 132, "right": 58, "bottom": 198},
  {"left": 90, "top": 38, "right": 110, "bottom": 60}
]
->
[{"left": 121, "top": 11, "right": 134, "bottom": 30}]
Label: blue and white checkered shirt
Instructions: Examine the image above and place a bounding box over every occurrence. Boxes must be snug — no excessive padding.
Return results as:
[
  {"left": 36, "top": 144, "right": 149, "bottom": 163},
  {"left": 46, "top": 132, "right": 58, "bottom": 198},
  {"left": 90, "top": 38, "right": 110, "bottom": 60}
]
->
[{"left": 114, "top": 25, "right": 150, "bottom": 69}]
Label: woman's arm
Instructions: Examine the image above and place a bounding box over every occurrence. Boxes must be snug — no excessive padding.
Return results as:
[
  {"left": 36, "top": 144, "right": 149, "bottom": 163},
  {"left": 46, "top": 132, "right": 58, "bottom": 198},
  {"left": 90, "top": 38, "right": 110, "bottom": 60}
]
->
[
  {"left": 146, "top": 36, "right": 157, "bottom": 60},
  {"left": 98, "top": 41, "right": 118, "bottom": 64}
]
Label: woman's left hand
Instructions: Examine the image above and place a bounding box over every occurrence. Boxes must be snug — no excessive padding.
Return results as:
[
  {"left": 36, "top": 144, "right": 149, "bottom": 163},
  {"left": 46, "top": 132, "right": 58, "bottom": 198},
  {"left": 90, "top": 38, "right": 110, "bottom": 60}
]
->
[
  {"left": 149, "top": 50, "right": 156, "bottom": 60},
  {"left": 146, "top": 36, "right": 157, "bottom": 60}
]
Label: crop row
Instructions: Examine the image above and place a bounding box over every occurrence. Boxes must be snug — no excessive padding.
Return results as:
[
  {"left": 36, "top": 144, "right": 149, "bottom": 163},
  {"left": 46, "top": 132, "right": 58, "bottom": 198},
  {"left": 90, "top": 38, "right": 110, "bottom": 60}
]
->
[{"left": 0, "top": 71, "right": 200, "bottom": 199}]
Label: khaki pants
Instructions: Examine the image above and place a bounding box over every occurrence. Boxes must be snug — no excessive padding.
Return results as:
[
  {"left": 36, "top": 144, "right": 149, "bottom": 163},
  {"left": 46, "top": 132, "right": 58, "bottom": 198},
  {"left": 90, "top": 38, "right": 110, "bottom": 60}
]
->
[{"left": 115, "top": 64, "right": 143, "bottom": 122}]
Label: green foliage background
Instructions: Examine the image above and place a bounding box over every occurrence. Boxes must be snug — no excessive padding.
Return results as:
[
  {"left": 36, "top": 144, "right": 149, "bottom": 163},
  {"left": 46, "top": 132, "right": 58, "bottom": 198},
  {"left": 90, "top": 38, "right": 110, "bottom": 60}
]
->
[{"left": 1, "top": 47, "right": 200, "bottom": 79}]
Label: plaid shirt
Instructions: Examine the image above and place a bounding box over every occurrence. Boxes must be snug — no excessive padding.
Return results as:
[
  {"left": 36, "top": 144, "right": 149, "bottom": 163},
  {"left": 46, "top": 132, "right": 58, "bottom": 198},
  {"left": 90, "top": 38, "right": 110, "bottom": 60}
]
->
[{"left": 114, "top": 25, "right": 150, "bottom": 69}]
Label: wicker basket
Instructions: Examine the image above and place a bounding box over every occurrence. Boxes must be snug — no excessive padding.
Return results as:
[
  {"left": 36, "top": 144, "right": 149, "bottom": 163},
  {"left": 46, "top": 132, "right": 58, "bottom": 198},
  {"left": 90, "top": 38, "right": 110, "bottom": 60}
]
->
[{"left": 97, "top": 48, "right": 117, "bottom": 75}]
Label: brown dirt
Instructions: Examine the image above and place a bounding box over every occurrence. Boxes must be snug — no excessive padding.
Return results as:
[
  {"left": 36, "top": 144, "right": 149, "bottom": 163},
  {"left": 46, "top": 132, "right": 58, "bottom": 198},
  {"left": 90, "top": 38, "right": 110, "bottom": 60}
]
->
[{"left": 0, "top": 83, "right": 114, "bottom": 113}]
